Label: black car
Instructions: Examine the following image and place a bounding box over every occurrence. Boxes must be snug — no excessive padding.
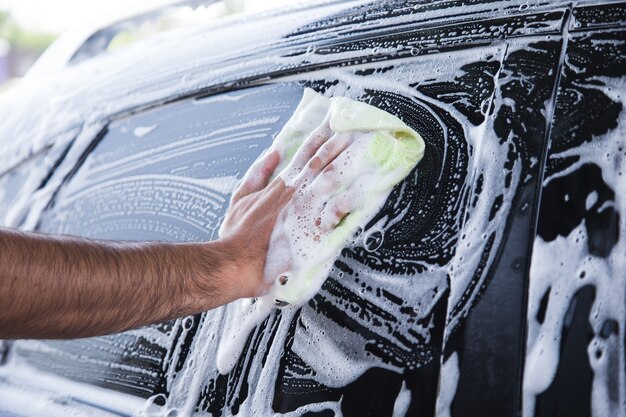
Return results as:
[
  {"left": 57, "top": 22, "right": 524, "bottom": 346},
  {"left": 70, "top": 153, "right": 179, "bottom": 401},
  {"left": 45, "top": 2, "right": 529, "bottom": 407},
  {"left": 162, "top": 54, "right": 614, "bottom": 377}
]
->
[{"left": 0, "top": 1, "right": 624, "bottom": 416}]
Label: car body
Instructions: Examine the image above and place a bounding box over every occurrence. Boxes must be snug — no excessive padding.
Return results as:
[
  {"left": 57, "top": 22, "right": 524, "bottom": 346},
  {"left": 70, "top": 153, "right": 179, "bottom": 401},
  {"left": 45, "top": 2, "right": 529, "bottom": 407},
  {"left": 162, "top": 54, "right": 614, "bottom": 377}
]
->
[{"left": 0, "top": 1, "right": 624, "bottom": 416}]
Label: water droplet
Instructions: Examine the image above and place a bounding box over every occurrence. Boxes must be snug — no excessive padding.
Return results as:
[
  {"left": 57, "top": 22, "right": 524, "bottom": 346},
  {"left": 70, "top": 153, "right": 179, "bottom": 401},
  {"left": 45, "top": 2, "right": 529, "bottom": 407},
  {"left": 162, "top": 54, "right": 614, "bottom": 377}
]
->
[{"left": 364, "top": 230, "right": 384, "bottom": 252}]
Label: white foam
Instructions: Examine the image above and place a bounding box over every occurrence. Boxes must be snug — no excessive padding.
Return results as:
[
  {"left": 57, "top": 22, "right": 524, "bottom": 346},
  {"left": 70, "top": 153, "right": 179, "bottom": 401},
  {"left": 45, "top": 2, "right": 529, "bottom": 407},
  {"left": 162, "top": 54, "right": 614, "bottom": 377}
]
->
[
  {"left": 0, "top": 359, "right": 145, "bottom": 416},
  {"left": 155, "top": 42, "right": 520, "bottom": 416},
  {"left": 133, "top": 124, "right": 158, "bottom": 138},
  {"left": 524, "top": 76, "right": 626, "bottom": 417},
  {"left": 436, "top": 353, "right": 460, "bottom": 417},
  {"left": 392, "top": 381, "right": 412, "bottom": 417}
]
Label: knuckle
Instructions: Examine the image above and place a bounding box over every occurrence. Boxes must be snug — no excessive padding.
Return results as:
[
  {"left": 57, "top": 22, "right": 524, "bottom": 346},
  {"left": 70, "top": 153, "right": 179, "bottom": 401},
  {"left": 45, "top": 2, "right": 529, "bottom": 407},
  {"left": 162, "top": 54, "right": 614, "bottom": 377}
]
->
[{"left": 308, "top": 156, "right": 322, "bottom": 171}]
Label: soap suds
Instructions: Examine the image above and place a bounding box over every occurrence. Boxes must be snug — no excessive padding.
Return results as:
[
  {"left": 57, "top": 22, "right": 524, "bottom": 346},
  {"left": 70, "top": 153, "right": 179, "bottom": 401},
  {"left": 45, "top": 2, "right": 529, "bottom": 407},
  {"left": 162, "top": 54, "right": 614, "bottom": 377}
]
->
[
  {"left": 0, "top": 359, "right": 145, "bottom": 416},
  {"left": 133, "top": 124, "right": 158, "bottom": 138},
  {"left": 436, "top": 353, "right": 460, "bottom": 417},
  {"left": 1, "top": 2, "right": 618, "bottom": 414},
  {"left": 524, "top": 63, "right": 626, "bottom": 417},
  {"left": 392, "top": 381, "right": 411, "bottom": 417},
  {"left": 149, "top": 42, "right": 518, "bottom": 416}
]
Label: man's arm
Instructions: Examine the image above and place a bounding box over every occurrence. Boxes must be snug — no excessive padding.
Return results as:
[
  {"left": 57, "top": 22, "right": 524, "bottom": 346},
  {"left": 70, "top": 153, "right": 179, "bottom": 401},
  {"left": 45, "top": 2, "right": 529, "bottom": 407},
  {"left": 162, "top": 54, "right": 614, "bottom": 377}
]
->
[
  {"left": 0, "top": 144, "right": 307, "bottom": 339},
  {"left": 0, "top": 229, "right": 235, "bottom": 339}
]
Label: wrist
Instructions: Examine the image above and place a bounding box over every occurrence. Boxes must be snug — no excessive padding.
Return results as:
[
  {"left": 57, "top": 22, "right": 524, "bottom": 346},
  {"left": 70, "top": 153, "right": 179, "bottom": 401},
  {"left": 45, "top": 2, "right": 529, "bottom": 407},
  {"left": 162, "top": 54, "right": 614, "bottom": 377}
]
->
[
  {"left": 181, "top": 240, "right": 243, "bottom": 314},
  {"left": 210, "top": 237, "right": 253, "bottom": 300}
]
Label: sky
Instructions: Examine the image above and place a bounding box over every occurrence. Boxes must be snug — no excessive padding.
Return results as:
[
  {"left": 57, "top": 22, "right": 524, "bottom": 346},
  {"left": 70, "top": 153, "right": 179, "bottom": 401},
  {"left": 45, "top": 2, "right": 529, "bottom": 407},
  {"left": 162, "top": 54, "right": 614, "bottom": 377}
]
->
[{"left": 0, "top": 0, "right": 293, "bottom": 34}]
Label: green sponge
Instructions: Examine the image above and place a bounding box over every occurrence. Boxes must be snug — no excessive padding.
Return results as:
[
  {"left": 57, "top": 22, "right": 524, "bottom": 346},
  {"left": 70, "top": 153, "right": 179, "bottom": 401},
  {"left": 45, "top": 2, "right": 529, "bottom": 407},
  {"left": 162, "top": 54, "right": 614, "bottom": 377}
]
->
[{"left": 261, "top": 88, "right": 425, "bottom": 305}]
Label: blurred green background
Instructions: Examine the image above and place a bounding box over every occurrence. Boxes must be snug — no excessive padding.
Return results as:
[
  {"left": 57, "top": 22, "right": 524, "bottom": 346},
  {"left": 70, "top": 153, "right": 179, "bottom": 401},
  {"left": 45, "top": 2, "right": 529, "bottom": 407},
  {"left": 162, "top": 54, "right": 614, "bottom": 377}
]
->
[{"left": 0, "top": 9, "right": 56, "bottom": 91}]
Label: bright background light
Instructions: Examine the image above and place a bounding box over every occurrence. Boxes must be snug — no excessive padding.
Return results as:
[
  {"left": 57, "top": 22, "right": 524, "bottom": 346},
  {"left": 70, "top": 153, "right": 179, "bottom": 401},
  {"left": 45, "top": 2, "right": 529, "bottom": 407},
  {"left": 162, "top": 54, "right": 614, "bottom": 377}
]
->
[
  {"left": 0, "top": 0, "right": 295, "bottom": 90},
  {"left": 0, "top": 0, "right": 180, "bottom": 33},
  {"left": 0, "top": 0, "right": 294, "bottom": 33}
]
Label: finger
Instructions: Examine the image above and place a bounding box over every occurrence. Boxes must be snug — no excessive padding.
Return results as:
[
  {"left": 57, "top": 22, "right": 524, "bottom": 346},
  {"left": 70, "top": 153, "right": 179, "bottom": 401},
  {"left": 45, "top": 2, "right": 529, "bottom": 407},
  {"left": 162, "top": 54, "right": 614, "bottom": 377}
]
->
[
  {"left": 280, "top": 121, "right": 331, "bottom": 182},
  {"left": 318, "top": 192, "right": 353, "bottom": 233},
  {"left": 294, "top": 133, "right": 353, "bottom": 187},
  {"left": 231, "top": 149, "right": 280, "bottom": 203}
]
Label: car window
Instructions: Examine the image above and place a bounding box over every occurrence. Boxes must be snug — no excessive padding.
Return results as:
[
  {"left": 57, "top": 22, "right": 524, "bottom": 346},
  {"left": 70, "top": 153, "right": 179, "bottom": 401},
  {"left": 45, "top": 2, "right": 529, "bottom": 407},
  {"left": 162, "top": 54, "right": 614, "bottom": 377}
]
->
[
  {"left": 0, "top": 140, "right": 74, "bottom": 228},
  {"left": 13, "top": 83, "right": 305, "bottom": 399},
  {"left": 0, "top": 163, "right": 35, "bottom": 226}
]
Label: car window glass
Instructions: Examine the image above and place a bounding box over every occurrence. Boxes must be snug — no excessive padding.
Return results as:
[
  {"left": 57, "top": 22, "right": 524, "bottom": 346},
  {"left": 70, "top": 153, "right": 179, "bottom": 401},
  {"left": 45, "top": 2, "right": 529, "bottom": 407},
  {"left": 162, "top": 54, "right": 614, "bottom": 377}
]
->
[{"left": 14, "top": 83, "right": 305, "bottom": 398}]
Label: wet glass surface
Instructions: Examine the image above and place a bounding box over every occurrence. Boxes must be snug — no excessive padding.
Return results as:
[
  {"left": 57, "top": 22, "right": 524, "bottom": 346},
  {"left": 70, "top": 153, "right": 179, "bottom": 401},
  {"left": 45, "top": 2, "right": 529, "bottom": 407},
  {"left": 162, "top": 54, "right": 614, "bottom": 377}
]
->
[{"left": 17, "top": 84, "right": 305, "bottom": 398}]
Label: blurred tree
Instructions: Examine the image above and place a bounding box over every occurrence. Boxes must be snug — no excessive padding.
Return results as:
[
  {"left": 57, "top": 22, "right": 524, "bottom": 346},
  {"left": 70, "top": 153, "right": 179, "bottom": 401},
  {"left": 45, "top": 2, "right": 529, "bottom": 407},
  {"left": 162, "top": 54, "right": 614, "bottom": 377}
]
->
[
  {"left": 0, "top": 10, "right": 9, "bottom": 28},
  {"left": 0, "top": 10, "right": 56, "bottom": 52}
]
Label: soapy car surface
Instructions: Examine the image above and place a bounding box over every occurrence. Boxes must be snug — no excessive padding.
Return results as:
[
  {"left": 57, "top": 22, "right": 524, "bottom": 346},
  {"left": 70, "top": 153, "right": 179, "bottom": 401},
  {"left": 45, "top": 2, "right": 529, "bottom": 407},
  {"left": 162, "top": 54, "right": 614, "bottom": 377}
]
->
[
  {"left": 2, "top": 1, "right": 624, "bottom": 416},
  {"left": 230, "top": 89, "right": 425, "bottom": 306}
]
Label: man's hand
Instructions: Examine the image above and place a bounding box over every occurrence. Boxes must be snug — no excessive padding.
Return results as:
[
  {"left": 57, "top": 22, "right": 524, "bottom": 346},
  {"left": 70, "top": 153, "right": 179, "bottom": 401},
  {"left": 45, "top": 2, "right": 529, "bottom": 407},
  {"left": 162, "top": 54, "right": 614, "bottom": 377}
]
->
[
  {"left": 0, "top": 125, "right": 337, "bottom": 339},
  {"left": 216, "top": 150, "right": 291, "bottom": 299},
  {"left": 213, "top": 123, "right": 338, "bottom": 301}
]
